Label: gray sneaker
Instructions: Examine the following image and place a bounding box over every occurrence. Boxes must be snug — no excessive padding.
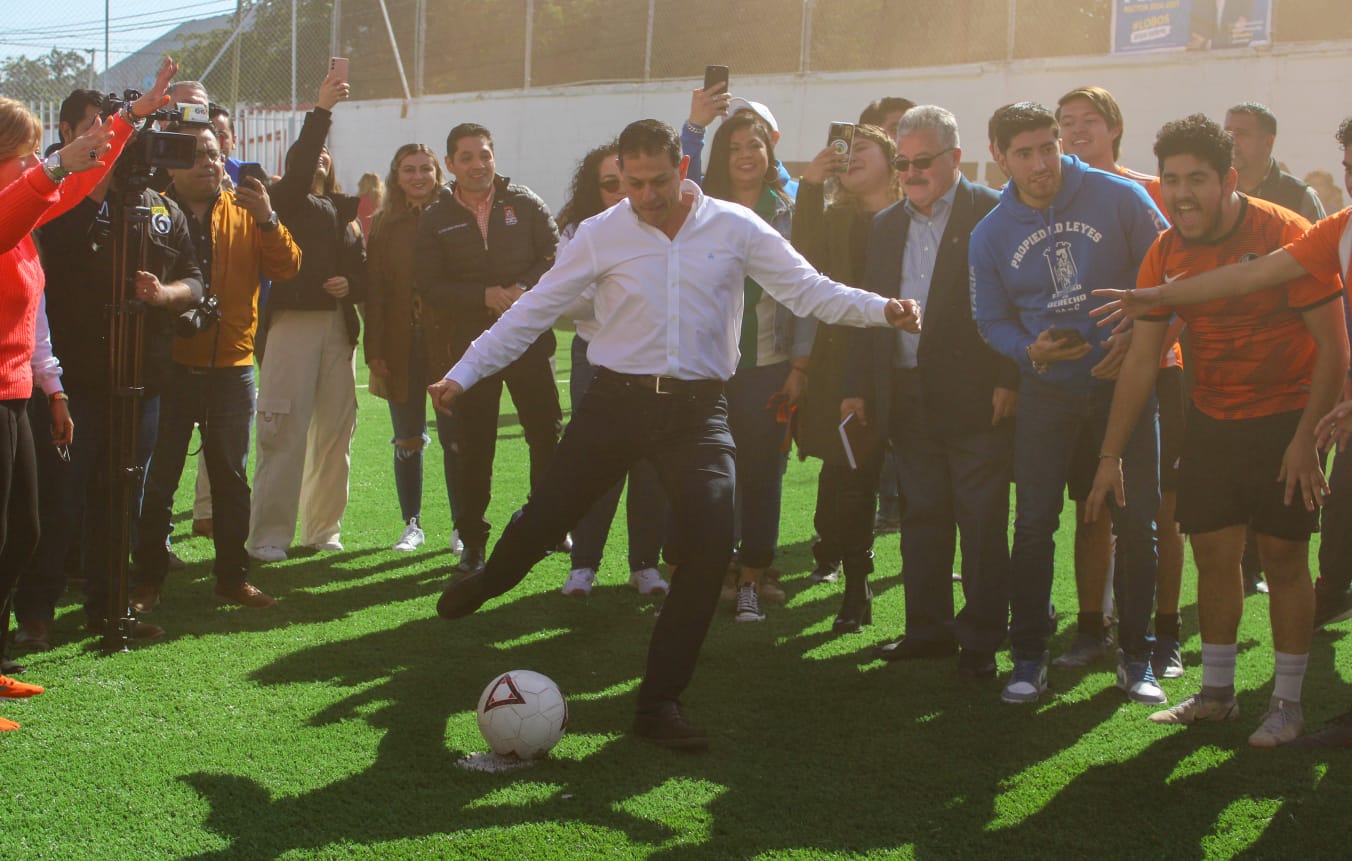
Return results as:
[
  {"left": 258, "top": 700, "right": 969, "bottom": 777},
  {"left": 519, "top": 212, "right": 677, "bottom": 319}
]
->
[
  {"left": 1249, "top": 697, "right": 1304, "bottom": 748},
  {"left": 1149, "top": 691, "right": 1239, "bottom": 725},
  {"left": 1052, "top": 633, "right": 1110, "bottom": 668},
  {"left": 1151, "top": 637, "right": 1185, "bottom": 679},
  {"left": 734, "top": 583, "right": 765, "bottom": 623},
  {"left": 1117, "top": 658, "right": 1167, "bottom": 705},
  {"left": 1001, "top": 653, "right": 1049, "bottom": 704}
]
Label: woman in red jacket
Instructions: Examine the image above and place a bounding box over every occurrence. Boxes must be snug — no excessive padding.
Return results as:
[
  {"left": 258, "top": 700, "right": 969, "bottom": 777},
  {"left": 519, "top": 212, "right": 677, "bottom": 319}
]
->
[{"left": 0, "top": 59, "right": 176, "bottom": 730}]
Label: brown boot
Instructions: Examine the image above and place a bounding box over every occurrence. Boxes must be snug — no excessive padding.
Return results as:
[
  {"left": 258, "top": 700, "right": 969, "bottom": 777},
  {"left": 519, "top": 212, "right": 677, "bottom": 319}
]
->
[
  {"left": 759, "top": 566, "right": 786, "bottom": 605},
  {"left": 192, "top": 517, "right": 214, "bottom": 538},
  {"left": 720, "top": 561, "right": 740, "bottom": 602}
]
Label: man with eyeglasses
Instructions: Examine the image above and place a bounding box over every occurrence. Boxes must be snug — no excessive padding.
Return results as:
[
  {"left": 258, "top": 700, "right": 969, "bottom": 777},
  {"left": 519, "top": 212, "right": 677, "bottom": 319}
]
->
[
  {"left": 842, "top": 105, "right": 1016, "bottom": 680},
  {"left": 11, "top": 88, "right": 204, "bottom": 648},
  {"left": 132, "top": 124, "right": 301, "bottom": 619},
  {"left": 970, "top": 102, "right": 1169, "bottom": 707}
]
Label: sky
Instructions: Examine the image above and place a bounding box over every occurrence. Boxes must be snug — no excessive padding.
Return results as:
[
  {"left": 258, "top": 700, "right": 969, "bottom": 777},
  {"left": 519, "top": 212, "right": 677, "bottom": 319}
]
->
[{"left": 2, "top": 1, "right": 239, "bottom": 69}]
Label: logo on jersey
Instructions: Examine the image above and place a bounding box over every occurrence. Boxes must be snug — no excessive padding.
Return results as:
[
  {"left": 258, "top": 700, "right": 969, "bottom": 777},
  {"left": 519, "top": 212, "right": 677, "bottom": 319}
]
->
[
  {"left": 1044, "top": 241, "right": 1082, "bottom": 297},
  {"left": 502, "top": 205, "right": 518, "bottom": 227}
]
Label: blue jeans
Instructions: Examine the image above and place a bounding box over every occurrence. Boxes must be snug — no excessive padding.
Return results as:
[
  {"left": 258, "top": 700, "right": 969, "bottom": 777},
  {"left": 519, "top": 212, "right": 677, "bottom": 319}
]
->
[
  {"left": 1010, "top": 375, "right": 1159, "bottom": 661},
  {"left": 726, "top": 361, "right": 791, "bottom": 569},
  {"left": 386, "top": 327, "right": 459, "bottom": 528},
  {"left": 137, "top": 364, "right": 256, "bottom": 588},
  {"left": 17, "top": 388, "right": 157, "bottom": 623},
  {"left": 475, "top": 369, "right": 735, "bottom": 710},
  {"left": 567, "top": 336, "right": 667, "bottom": 572}
]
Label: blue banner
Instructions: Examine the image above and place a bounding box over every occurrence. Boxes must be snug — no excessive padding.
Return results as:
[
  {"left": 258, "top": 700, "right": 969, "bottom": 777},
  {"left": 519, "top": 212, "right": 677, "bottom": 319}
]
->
[{"left": 1112, "top": 0, "right": 1272, "bottom": 55}]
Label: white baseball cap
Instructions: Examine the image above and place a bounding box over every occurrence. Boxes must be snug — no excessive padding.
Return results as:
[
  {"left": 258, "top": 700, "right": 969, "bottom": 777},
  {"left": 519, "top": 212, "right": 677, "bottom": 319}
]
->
[{"left": 726, "top": 97, "right": 779, "bottom": 134}]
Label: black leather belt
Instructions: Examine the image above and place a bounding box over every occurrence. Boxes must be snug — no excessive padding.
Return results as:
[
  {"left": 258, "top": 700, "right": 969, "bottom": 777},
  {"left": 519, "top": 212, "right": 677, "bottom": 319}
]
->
[{"left": 595, "top": 367, "right": 724, "bottom": 398}]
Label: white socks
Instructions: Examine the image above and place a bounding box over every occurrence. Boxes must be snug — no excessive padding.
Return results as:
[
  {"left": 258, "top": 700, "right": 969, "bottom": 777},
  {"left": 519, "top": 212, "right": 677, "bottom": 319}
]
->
[
  {"left": 1200, "top": 642, "right": 1238, "bottom": 699},
  {"left": 1272, "top": 651, "right": 1309, "bottom": 703}
]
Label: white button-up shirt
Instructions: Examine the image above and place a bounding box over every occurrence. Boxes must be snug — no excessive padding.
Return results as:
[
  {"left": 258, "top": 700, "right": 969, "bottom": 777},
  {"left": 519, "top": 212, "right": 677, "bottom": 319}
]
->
[{"left": 447, "top": 180, "right": 891, "bottom": 389}]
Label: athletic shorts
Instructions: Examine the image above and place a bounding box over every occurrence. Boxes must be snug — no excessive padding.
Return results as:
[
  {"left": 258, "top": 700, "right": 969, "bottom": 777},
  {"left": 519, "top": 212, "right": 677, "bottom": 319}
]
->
[{"left": 1176, "top": 407, "right": 1320, "bottom": 540}]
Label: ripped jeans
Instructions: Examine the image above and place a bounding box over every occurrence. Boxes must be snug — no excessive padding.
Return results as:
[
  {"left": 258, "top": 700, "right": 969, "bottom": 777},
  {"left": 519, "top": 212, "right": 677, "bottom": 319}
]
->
[{"left": 387, "top": 330, "right": 459, "bottom": 529}]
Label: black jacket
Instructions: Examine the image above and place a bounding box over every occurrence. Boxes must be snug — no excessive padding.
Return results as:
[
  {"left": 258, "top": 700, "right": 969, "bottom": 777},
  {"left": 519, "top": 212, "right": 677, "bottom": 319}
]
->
[
  {"left": 844, "top": 176, "right": 1018, "bottom": 438},
  {"left": 414, "top": 175, "right": 558, "bottom": 357},
  {"left": 264, "top": 107, "right": 366, "bottom": 346},
  {"left": 37, "top": 188, "right": 203, "bottom": 396}
]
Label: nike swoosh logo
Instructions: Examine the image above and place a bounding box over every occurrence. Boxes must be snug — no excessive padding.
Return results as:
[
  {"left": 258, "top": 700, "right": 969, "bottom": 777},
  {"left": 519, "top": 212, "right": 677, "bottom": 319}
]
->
[{"left": 1163, "top": 271, "right": 1187, "bottom": 283}]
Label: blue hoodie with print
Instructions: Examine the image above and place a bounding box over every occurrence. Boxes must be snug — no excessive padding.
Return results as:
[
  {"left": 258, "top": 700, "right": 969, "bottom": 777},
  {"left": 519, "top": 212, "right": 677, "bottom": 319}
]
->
[{"left": 969, "top": 154, "right": 1166, "bottom": 391}]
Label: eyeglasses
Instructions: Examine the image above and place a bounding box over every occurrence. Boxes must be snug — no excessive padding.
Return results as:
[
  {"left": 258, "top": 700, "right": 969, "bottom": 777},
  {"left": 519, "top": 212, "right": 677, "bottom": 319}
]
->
[
  {"left": 893, "top": 148, "right": 954, "bottom": 172},
  {"left": 599, "top": 178, "right": 623, "bottom": 193}
]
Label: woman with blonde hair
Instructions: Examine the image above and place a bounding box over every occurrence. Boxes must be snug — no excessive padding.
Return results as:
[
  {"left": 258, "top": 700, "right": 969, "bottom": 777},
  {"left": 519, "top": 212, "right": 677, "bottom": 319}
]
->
[
  {"left": 0, "top": 60, "right": 177, "bottom": 729},
  {"left": 356, "top": 171, "right": 384, "bottom": 242}
]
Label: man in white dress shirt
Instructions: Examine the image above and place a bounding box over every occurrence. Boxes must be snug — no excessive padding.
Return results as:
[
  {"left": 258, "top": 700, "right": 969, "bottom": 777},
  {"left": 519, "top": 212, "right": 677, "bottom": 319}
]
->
[{"left": 429, "top": 119, "right": 920, "bottom": 751}]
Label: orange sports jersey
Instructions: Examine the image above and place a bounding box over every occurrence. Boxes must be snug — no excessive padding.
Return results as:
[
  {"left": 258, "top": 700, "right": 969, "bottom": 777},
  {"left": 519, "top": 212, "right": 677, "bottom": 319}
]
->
[
  {"left": 1115, "top": 165, "right": 1181, "bottom": 368},
  {"left": 1140, "top": 195, "right": 1343, "bottom": 420},
  {"left": 1284, "top": 206, "right": 1352, "bottom": 285}
]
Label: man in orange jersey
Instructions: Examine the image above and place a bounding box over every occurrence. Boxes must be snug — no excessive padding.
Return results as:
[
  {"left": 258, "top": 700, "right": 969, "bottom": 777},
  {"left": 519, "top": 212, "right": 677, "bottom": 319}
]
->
[
  {"left": 1086, "top": 115, "right": 1348, "bottom": 748},
  {"left": 1055, "top": 86, "right": 1187, "bottom": 679}
]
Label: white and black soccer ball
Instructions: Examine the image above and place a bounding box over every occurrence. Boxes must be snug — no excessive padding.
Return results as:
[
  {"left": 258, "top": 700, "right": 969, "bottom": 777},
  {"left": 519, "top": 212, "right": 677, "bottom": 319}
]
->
[{"left": 476, "top": 670, "right": 567, "bottom": 759}]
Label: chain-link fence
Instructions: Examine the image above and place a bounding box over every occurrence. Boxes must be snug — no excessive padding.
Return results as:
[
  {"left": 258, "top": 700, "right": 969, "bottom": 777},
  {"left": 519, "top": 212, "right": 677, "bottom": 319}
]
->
[{"left": 5, "top": 0, "right": 1351, "bottom": 155}]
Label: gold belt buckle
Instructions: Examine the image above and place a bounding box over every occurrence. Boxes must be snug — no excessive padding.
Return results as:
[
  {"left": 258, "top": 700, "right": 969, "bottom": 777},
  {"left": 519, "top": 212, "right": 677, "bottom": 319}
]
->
[{"left": 653, "top": 375, "right": 671, "bottom": 395}]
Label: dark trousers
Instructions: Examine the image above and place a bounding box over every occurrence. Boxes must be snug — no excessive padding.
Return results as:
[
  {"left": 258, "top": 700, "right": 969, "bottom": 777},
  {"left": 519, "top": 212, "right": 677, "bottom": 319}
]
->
[
  {"left": 890, "top": 371, "right": 1013, "bottom": 654},
  {"left": 567, "top": 337, "right": 667, "bottom": 572},
  {"left": 812, "top": 460, "right": 880, "bottom": 578},
  {"left": 1320, "top": 445, "right": 1352, "bottom": 592},
  {"left": 453, "top": 333, "right": 562, "bottom": 548},
  {"left": 476, "top": 370, "right": 735, "bottom": 711},
  {"left": 17, "top": 388, "right": 157, "bottom": 624},
  {"left": 1010, "top": 375, "right": 1159, "bottom": 661},
  {"left": 0, "top": 400, "right": 40, "bottom": 642},
  {"left": 137, "top": 364, "right": 256, "bottom": 589}
]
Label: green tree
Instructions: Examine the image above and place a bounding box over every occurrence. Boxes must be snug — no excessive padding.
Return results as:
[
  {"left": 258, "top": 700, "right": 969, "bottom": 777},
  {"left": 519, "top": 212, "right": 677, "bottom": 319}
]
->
[{"left": 0, "top": 49, "right": 96, "bottom": 102}]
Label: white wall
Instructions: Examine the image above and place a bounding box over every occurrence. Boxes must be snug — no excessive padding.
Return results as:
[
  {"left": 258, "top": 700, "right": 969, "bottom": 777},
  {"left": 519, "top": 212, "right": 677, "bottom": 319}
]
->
[{"left": 328, "top": 40, "right": 1352, "bottom": 212}]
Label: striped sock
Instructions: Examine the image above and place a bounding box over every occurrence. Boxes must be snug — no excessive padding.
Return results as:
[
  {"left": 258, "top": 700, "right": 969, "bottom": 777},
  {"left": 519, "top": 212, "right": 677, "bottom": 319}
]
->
[
  {"left": 1273, "top": 651, "right": 1309, "bottom": 703},
  {"left": 1200, "top": 642, "right": 1237, "bottom": 701}
]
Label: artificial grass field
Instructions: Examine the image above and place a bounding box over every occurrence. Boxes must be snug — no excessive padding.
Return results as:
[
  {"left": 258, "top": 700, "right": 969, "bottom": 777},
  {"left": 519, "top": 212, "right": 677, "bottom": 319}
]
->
[{"left": 3, "top": 329, "right": 1349, "bottom": 860}]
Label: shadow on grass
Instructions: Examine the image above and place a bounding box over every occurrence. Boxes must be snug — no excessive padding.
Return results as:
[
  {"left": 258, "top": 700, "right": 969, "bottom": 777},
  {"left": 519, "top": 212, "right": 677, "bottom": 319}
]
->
[{"left": 164, "top": 556, "right": 1352, "bottom": 861}]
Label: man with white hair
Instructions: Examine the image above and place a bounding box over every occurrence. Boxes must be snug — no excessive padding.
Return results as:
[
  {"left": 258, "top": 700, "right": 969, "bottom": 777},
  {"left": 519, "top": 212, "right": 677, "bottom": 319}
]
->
[{"left": 843, "top": 106, "right": 1017, "bottom": 679}]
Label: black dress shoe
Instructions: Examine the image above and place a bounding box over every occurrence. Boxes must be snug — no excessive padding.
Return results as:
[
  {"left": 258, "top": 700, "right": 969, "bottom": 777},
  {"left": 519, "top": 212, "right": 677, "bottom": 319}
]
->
[
  {"left": 633, "top": 701, "right": 709, "bottom": 752},
  {"left": 872, "top": 636, "right": 958, "bottom": 662},
  {"left": 437, "top": 570, "right": 489, "bottom": 620},
  {"left": 455, "top": 545, "right": 486, "bottom": 575},
  {"left": 958, "top": 649, "right": 998, "bottom": 680}
]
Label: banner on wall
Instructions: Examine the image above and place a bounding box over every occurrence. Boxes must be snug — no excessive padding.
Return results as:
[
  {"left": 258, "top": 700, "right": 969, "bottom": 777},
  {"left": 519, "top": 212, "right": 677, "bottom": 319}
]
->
[{"left": 1112, "top": 0, "right": 1272, "bottom": 55}]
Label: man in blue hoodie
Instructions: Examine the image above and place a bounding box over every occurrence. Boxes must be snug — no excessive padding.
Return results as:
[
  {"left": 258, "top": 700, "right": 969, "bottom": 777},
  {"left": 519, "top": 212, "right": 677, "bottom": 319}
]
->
[{"left": 970, "top": 102, "right": 1168, "bottom": 706}]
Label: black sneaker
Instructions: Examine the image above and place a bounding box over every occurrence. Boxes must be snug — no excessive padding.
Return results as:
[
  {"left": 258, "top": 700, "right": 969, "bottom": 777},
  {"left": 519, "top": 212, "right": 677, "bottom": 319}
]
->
[
  {"left": 633, "top": 701, "right": 709, "bottom": 752},
  {"left": 1314, "top": 584, "right": 1352, "bottom": 631}
]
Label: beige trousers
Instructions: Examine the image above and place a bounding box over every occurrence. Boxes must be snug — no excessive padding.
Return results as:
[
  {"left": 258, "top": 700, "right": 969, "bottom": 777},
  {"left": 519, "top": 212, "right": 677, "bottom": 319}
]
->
[{"left": 247, "top": 309, "right": 357, "bottom": 550}]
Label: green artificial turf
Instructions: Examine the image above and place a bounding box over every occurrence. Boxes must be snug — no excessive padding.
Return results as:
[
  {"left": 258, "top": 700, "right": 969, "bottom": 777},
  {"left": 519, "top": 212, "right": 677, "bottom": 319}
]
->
[{"left": 3, "top": 330, "right": 1349, "bottom": 860}]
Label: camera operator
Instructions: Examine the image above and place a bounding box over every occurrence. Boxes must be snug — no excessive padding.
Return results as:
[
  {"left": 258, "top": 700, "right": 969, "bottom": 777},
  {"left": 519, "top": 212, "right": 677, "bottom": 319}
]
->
[
  {"left": 132, "top": 124, "right": 301, "bottom": 615},
  {"left": 13, "top": 86, "right": 205, "bottom": 647}
]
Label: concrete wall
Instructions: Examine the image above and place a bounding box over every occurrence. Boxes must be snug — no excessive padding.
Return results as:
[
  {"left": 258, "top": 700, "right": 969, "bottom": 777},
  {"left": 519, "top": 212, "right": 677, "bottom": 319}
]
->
[{"left": 328, "top": 39, "right": 1352, "bottom": 213}]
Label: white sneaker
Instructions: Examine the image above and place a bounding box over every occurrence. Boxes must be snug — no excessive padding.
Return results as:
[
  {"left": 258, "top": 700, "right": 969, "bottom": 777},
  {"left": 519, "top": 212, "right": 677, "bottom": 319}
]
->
[
  {"left": 628, "top": 567, "right": 669, "bottom": 596},
  {"left": 392, "top": 519, "right": 424, "bottom": 552},
  {"left": 248, "top": 545, "right": 287, "bottom": 563},
  {"left": 449, "top": 529, "right": 464, "bottom": 556},
  {"left": 561, "top": 568, "right": 596, "bottom": 597},
  {"left": 1149, "top": 691, "right": 1239, "bottom": 725},
  {"left": 1249, "top": 697, "right": 1304, "bottom": 748},
  {"left": 311, "top": 539, "right": 344, "bottom": 552}
]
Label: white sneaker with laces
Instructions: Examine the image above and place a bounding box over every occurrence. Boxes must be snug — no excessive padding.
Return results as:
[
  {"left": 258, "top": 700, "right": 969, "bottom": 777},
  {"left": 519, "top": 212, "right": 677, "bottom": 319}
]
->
[
  {"left": 449, "top": 529, "right": 464, "bottom": 556},
  {"left": 392, "top": 519, "right": 424, "bottom": 552},
  {"left": 248, "top": 545, "right": 288, "bottom": 563},
  {"left": 1149, "top": 691, "right": 1239, "bottom": 725},
  {"left": 311, "top": 539, "right": 344, "bottom": 552},
  {"left": 561, "top": 568, "right": 596, "bottom": 597},
  {"left": 629, "top": 567, "right": 669, "bottom": 596},
  {"left": 1249, "top": 697, "right": 1304, "bottom": 748}
]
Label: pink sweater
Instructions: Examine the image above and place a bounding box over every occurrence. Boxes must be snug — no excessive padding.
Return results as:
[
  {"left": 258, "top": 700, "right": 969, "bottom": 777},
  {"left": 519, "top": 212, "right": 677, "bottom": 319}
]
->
[{"left": 0, "top": 114, "right": 132, "bottom": 400}]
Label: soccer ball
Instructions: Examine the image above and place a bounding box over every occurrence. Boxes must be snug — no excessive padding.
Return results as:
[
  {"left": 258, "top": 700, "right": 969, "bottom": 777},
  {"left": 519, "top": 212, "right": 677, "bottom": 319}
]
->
[{"left": 476, "top": 670, "right": 568, "bottom": 759}]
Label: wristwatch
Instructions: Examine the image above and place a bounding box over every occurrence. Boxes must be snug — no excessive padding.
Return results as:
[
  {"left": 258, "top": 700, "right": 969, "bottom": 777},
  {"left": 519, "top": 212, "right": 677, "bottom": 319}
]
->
[
  {"left": 42, "top": 152, "right": 70, "bottom": 183},
  {"left": 257, "top": 211, "right": 280, "bottom": 232},
  {"left": 50, "top": 391, "right": 69, "bottom": 403},
  {"left": 1026, "top": 343, "right": 1049, "bottom": 375}
]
